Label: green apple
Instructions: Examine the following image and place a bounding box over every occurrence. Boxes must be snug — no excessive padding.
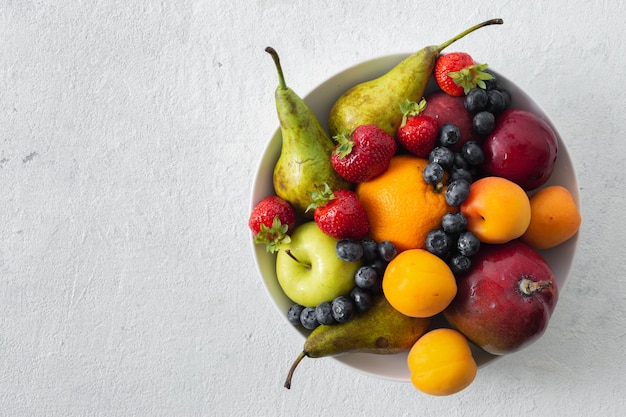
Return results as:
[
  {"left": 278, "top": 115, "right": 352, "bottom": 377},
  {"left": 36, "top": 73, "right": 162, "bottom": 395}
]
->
[{"left": 276, "top": 221, "right": 361, "bottom": 307}]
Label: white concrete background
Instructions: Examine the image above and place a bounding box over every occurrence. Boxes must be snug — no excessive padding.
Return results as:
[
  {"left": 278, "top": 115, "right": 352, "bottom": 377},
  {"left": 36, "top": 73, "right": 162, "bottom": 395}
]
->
[{"left": 0, "top": 1, "right": 624, "bottom": 416}]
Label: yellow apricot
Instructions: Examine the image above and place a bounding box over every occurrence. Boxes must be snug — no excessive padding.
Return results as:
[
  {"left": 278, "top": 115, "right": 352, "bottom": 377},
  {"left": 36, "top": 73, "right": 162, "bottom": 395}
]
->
[
  {"left": 407, "top": 328, "right": 477, "bottom": 396},
  {"left": 382, "top": 249, "right": 457, "bottom": 318}
]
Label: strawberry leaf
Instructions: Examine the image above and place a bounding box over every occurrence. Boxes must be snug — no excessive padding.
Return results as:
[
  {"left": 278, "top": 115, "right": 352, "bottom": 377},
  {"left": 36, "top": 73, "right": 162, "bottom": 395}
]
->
[
  {"left": 253, "top": 215, "right": 291, "bottom": 253},
  {"left": 306, "top": 183, "right": 335, "bottom": 212},
  {"left": 332, "top": 133, "right": 355, "bottom": 159},
  {"left": 474, "top": 64, "right": 494, "bottom": 80},
  {"left": 448, "top": 63, "right": 493, "bottom": 94},
  {"left": 399, "top": 98, "right": 427, "bottom": 127}
]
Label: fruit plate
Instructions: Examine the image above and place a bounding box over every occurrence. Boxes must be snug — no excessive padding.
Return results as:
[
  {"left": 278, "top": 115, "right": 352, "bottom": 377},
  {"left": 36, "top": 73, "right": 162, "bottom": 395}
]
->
[{"left": 250, "top": 54, "right": 580, "bottom": 382}]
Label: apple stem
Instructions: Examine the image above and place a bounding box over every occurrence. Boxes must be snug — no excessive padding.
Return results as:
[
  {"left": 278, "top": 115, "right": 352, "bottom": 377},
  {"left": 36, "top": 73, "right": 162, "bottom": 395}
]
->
[
  {"left": 285, "top": 249, "right": 311, "bottom": 268},
  {"left": 519, "top": 278, "right": 552, "bottom": 296},
  {"left": 284, "top": 351, "right": 307, "bottom": 389}
]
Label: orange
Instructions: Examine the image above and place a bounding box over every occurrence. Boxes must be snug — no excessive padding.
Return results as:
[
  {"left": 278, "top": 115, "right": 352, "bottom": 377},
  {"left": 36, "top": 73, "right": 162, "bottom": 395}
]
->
[
  {"left": 460, "top": 176, "right": 531, "bottom": 244},
  {"left": 382, "top": 249, "right": 457, "bottom": 318},
  {"left": 521, "top": 185, "right": 581, "bottom": 250},
  {"left": 407, "top": 328, "right": 477, "bottom": 396},
  {"left": 356, "top": 155, "right": 455, "bottom": 252}
]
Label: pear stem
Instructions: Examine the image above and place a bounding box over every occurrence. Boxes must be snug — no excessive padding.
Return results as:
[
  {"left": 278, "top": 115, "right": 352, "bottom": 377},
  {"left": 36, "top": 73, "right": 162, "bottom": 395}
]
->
[
  {"left": 519, "top": 278, "right": 552, "bottom": 296},
  {"left": 265, "top": 46, "right": 288, "bottom": 91},
  {"left": 436, "top": 18, "right": 504, "bottom": 52},
  {"left": 284, "top": 351, "right": 307, "bottom": 389}
]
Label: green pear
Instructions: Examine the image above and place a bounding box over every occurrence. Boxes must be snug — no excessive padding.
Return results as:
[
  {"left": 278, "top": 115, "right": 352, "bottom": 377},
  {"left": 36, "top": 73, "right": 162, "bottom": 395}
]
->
[
  {"left": 266, "top": 47, "right": 350, "bottom": 219},
  {"left": 328, "top": 18, "right": 503, "bottom": 137},
  {"left": 284, "top": 296, "right": 432, "bottom": 389}
]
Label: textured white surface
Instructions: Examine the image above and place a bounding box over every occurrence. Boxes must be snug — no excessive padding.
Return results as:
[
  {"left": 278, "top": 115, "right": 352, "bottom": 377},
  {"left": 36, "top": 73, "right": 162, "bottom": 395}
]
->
[{"left": 1, "top": 1, "right": 624, "bottom": 416}]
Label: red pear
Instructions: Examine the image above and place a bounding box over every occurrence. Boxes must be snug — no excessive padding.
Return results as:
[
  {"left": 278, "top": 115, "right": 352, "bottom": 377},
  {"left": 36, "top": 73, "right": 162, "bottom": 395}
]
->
[{"left": 443, "top": 240, "right": 558, "bottom": 355}]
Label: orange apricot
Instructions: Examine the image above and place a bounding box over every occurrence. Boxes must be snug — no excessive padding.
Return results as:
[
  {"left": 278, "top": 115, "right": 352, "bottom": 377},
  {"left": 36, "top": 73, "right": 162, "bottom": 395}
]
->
[
  {"left": 521, "top": 185, "right": 581, "bottom": 250},
  {"left": 460, "top": 176, "right": 531, "bottom": 244}
]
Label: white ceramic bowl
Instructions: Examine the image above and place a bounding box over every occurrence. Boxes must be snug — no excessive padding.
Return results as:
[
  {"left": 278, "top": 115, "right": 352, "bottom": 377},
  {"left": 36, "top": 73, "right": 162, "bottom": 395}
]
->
[{"left": 250, "top": 54, "right": 580, "bottom": 382}]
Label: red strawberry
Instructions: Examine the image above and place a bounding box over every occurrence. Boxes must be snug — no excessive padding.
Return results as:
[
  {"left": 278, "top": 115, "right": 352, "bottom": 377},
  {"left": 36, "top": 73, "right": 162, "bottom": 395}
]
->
[
  {"left": 249, "top": 195, "right": 296, "bottom": 253},
  {"left": 306, "top": 184, "right": 369, "bottom": 240},
  {"left": 396, "top": 98, "right": 439, "bottom": 158},
  {"left": 331, "top": 124, "right": 396, "bottom": 183},
  {"left": 434, "top": 52, "right": 493, "bottom": 96}
]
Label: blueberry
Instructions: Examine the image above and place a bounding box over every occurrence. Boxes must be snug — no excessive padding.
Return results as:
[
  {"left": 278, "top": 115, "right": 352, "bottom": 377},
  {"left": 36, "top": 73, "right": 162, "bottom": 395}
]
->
[
  {"left": 450, "top": 167, "right": 474, "bottom": 183},
  {"left": 335, "top": 238, "right": 364, "bottom": 262},
  {"left": 473, "top": 111, "right": 495, "bottom": 136},
  {"left": 438, "top": 123, "right": 461, "bottom": 147},
  {"left": 369, "top": 273, "right": 384, "bottom": 294},
  {"left": 300, "top": 307, "right": 320, "bottom": 330},
  {"left": 499, "top": 88, "right": 512, "bottom": 109},
  {"left": 350, "top": 287, "right": 373, "bottom": 313},
  {"left": 287, "top": 304, "right": 304, "bottom": 326},
  {"left": 464, "top": 88, "right": 488, "bottom": 113},
  {"left": 461, "top": 141, "right": 485, "bottom": 166},
  {"left": 331, "top": 296, "right": 355, "bottom": 323},
  {"left": 425, "top": 229, "right": 453, "bottom": 257},
  {"left": 369, "top": 258, "right": 388, "bottom": 277},
  {"left": 445, "top": 178, "right": 471, "bottom": 206},
  {"left": 487, "top": 90, "right": 507, "bottom": 114},
  {"left": 453, "top": 152, "right": 469, "bottom": 170},
  {"left": 361, "top": 239, "right": 379, "bottom": 262},
  {"left": 423, "top": 162, "right": 445, "bottom": 185},
  {"left": 457, "top": 231, "right": 481, "bottom": 257},
  {"left": 441, "top": 212, "right": 468, "bottom": 234},
  {"left": 429, "top": 146, "right": 455, "bottom": 169},
  {"left": 378, "top": 240, "right": 397, "bottom": 262},
  {"left": 315, "top": 302, "right": 335, "bottom": 325},
  {"left": 354, "top": 265, "right": 378, "bottom": 289},
  {"left": 449, "top": 254, "right": 472, "bottom": 275}
]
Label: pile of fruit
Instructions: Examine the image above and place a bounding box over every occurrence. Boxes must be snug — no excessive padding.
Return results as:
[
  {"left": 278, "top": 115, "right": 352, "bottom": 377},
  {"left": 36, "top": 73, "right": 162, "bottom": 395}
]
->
[{"left": 249, "top": 19, "right": 581, "bottom": 396}]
